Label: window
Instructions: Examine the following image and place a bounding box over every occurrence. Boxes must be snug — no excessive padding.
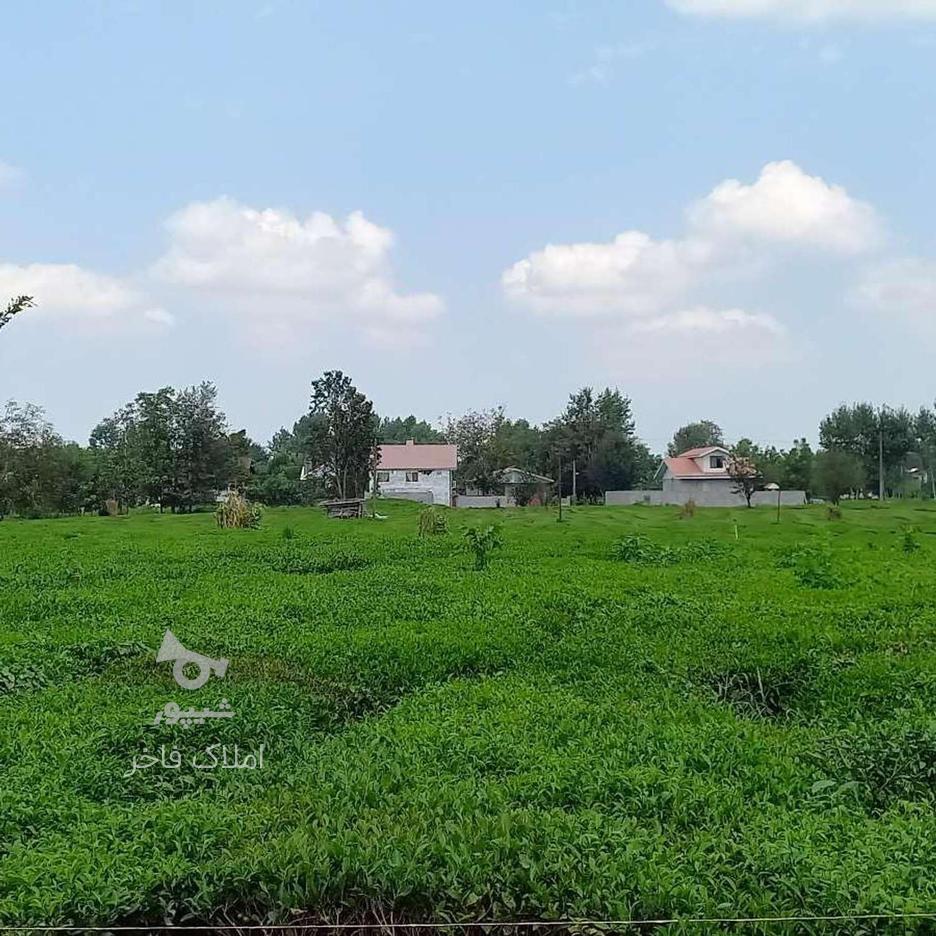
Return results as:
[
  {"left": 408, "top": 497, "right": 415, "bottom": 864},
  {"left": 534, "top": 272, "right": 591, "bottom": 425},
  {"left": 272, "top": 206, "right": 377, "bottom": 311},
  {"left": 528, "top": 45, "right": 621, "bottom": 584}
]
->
[
  {"left": 710, "top": 455, "right": 725, "bottom": 469},
  {"left": 405, "top": 471, "right": 419, "bottom": 482},
  {"left": 376, "top": 470, "right": 390, "bottom": 483}
]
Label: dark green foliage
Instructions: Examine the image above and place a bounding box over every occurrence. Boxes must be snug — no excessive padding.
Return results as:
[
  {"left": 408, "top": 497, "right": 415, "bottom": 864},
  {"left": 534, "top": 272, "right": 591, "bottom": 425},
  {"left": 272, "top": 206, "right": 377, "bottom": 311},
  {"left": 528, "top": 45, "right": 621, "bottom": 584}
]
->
[
  {"left": 308, "top": 370, "right": 379, "bottom": 499},
  {"left": 668, "top": 420, "right": 724, "bottom": 456}
]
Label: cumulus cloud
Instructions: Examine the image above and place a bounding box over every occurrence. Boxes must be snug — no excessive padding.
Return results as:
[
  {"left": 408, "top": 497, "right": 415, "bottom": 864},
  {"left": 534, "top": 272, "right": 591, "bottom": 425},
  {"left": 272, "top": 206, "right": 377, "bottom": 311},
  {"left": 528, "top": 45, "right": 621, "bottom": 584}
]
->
[
  {"left": 666, "top": 0, "right": 936, "bottom": 20},
  {"left": 502, "top": 160, "right": 876, "bottom": 322},
  {"left": 687, "top": 161, "right": 879, "bottom": 254},
  {"left": 0, "top": 263, "right": 170, "bottom": 329},
  {"left": 152, "top": 197, "right": 443, "bottom": 337}
]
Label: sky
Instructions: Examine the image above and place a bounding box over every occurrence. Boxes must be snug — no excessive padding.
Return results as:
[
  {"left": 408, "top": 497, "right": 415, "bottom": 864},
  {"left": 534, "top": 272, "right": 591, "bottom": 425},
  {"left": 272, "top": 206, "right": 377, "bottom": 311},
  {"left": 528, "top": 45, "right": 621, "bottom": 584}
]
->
[{"left": 2, "top": 0, "right": 936, "bottom": 453}]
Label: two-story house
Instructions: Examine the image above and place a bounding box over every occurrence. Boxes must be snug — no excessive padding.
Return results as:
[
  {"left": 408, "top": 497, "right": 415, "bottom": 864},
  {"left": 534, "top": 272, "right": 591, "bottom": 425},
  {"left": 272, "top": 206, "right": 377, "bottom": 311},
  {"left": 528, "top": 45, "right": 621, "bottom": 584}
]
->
[{"left": 371, "top": 440, "right": 458, "bottom": 506}]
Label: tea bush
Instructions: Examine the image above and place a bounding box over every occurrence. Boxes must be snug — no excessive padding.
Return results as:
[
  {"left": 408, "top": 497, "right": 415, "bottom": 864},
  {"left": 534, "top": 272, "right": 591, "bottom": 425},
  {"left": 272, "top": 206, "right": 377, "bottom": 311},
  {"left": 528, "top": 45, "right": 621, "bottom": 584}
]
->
[{"left": 0, "top": 500, "right": 934, "bottom": 929}]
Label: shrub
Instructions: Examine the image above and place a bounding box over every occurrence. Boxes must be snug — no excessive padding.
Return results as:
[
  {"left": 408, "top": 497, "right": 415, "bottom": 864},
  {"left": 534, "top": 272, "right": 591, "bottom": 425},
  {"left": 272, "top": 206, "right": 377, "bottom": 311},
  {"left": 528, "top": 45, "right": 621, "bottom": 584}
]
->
[
  {"left": 678, "top": 499, "right": 697, "bottom": 520},
  {"left": 464, "top": 525, "right": 503, "bottom": 570},
  {"left": 827, "top": 505, "right": 842, "bottom": 521},
  {"left": 777, "top": 542, "right": 840, "bottom": 589},
  {"left": 418, "top": 506, "right": 449, "bottom": 536},
  {"left": 215, "top": 491, "right": 262, "bottom": 529},
  {"left": 902, "top": 526, "right": 921, "bottom": 554}
]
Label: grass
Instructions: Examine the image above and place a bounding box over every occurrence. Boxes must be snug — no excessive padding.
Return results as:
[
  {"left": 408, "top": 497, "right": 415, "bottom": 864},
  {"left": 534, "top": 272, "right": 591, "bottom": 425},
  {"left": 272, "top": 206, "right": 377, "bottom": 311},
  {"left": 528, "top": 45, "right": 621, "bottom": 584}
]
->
[{"left": 0, "top": 501, "right": 934, "bottom": 930}]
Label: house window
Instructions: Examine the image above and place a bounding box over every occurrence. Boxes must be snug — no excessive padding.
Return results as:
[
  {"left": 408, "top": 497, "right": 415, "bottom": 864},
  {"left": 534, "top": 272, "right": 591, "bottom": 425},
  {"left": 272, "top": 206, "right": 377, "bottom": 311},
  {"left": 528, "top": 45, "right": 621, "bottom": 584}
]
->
[
  {"left": 376, "top": 471, "right": 390, "bottom": 483},
  {"left": 710, "top": 455, "right": 725, "bottom": 469},
  {"left": 405, "top": 471, "right": 419, "bottom": 482}
]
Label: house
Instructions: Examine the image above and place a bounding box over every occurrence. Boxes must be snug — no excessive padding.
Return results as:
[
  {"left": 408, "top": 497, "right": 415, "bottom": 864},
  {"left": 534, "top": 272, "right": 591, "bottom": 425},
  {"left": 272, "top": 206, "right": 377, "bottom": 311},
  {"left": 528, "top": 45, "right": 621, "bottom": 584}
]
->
[
  {"left": 605, "top": 444, "right": 805, "bottom": 507},
  {"left": 463, "top": 466, "right": 554, "bottom": 507},
  {"left": 371, "top": 440, "right": 458, "bottom": 506}
]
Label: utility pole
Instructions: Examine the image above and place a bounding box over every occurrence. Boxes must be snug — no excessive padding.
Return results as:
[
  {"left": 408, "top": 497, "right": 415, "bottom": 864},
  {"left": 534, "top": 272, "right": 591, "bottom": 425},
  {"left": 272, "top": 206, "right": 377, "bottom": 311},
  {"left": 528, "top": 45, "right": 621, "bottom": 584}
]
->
[
  {"left": 879, "top": 421, "right": 885, "bottom": 502},
  {"left": 571, "top": 458, "right": 577, "bottom": 503},
  {"left": 557, "top": 454, "right": 563, "bottom": 522}
]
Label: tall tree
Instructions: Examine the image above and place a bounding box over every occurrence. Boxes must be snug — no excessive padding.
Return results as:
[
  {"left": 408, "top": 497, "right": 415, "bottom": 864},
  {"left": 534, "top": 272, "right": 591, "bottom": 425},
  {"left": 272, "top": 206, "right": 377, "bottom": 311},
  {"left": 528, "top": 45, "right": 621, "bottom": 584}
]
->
[
  {"left": 443, "top": 408, "right": 506, "bottom": 494},
  {"left": 668, "top": 420, "right": 724, "bottom": 457},
  {"left": 819, "top": 403, "right": 914, "bottom": 496},
  {"left": 309, "top": 371, "right": 378, "bottom": 499}
]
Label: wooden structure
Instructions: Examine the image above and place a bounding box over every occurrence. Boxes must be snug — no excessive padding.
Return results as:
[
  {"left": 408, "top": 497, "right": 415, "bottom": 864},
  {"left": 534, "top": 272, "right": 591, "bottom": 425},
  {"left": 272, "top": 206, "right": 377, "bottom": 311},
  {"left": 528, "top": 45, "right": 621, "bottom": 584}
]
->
[{"left": 320, "top": 498, "right": 365, "bottom": 519}]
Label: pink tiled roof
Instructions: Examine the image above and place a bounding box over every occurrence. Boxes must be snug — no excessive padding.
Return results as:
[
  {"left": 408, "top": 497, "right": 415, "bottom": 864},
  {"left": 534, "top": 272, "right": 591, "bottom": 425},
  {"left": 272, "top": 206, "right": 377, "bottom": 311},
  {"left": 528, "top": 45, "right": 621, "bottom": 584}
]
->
[
  {"left": 378, "top": 441, "right": 457, "bottom": 470},
  {"left": 664, "top": 456, "right": 705, "bottom": 478},
  {"left": 678, "top": 446, "right": 726, "bottom": 459}
]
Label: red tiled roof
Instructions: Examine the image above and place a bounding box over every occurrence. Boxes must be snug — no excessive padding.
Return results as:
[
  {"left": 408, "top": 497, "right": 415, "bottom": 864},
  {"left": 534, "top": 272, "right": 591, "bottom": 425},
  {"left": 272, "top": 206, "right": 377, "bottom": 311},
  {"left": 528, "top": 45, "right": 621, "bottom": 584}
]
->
[{"left": 378, "top": 441, "right": 457, "bottom": 470}]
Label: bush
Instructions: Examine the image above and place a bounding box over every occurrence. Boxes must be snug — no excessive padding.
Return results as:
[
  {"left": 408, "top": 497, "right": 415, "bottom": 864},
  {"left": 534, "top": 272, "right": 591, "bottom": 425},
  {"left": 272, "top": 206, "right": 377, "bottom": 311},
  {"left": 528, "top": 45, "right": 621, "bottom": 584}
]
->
[
  {"left": 777, "top": 542, "right": 840, "bottom": 589},
  {"left": 215, "top": 491, "right": 262, "bottom": 529},
  {"left": 903, "top": 526, "right": 921, "bottom": 554},
  {"left": 679, "top": 499, "right": 697, "bottom": 519},
  {"left": 464, "top": 525, "right": 502, "bottom": 570},
  {"left": 418, "top": 506, "right": 448, "bottom": 536}
]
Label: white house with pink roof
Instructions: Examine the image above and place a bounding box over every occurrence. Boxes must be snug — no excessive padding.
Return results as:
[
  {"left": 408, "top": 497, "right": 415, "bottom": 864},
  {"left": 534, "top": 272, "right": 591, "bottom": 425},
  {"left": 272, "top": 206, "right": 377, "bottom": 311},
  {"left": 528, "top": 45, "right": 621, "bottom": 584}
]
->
[{"left": 371, "top": 440, "right": 458, "bottom": 506}]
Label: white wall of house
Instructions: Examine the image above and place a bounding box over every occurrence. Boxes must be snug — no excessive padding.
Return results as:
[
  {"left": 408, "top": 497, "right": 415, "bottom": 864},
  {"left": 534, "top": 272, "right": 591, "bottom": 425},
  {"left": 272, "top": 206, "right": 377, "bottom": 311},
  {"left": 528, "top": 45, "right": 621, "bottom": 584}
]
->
[{"left": 373, "top": 469, "right": 453, "bottom": 506}]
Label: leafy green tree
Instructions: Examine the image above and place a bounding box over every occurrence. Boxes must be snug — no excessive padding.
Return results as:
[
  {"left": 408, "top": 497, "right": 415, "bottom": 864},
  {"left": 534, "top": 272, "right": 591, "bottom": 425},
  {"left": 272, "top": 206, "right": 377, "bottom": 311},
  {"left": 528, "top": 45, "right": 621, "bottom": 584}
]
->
[
  {"left": 820, "top": 403, "right": 914, "bottom": 496},
  {"left": 781, "top": 438, "right": 814, "bottom": 496},
  {"left": 545, "top": 387, "right": 649, "bottom": 499},
  {"left": 378, "top": 415, "right": 441, "bottom": 442},
  {"left": 443, "top": 407, "right": 506, "bottom": 494},
  {"left": 812, "top": 449, "right": 865, "bottom": 505},
  {"left": 668, "top": 420, "right": 724, "bottom": 457},
  {"left": 309, "top": 371, "right": 378, "bottom": 499},
  {"left": 169, "top": 382, "right": 233, "bottom": 511}
]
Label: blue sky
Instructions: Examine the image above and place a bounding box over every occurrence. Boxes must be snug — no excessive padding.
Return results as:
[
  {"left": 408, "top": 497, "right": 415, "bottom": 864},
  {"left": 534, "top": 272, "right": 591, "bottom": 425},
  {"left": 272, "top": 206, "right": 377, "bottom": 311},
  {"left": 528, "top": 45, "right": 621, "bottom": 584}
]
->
[{"left": 2, "top": 0, "right": 936, "bottom": 452}]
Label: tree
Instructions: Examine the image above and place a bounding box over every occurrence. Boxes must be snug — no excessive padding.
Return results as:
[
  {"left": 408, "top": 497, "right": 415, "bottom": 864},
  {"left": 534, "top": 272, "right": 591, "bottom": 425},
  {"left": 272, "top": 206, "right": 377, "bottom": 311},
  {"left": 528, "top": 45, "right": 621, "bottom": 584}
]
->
[
  {"left": 812, "top": 449, "right": 865, "bottom": 505},
  {"left": 820, "top": 403, "right": 914, "bottom": 496},
  {"left": 378, "top": 415, "right": 441, "bottom": 443},
  {"left": 668, "top": 420, "right": 724, "bottom": 457},
  {"left": 781, "top": 438, "right": 814, "bottom": 496},
  {"left": 545, "top": 387, "right": 649, "bottom": 499},
  {"left": 0, "top": 296, "right": 33, "bottom": 333},
  {"left": 443, "top": 408, "right": 506, "bottom": 494},
  {"left": 309, "top": 371, "right": 378, "bottom": 499},
  {"left": 169, "top": 382, "right": 234, "bottom": 511},
  {"left": 727, "top": 451, "right": 759, "bottom": 508}
]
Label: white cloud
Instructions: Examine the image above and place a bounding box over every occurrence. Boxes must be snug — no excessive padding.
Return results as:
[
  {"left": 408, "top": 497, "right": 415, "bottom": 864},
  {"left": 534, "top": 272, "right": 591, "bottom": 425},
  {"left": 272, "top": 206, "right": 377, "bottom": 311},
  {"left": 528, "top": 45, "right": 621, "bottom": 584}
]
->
[
  {"left": 0, "top": 263, "right": 170, "bottom": 329},
  {"left": 627, "top": 305, "right": 784, "bottom": 337},
  {"left": 152, "top": 197, "right": 443, "bottom": 339},
  {"left": 502, "top": 161, "right": 876, "bottom": 321},
  {"left": 0, "top": 161, "right": 24, "bottom": 189},
  {"left": 502, "top": 232, "right": 709, "bottom": 316},
  {"left": 687, "top": 161, "right": 879, "bottom": 253},
  {"left": 569, "top": 42, "right": 655, "bottom": 86},
  {"left": 857, "top": 258, "right": 936, "bottom": 329},
  {"left": 667, "top": 0, "right": 936, "bottom": 21}
]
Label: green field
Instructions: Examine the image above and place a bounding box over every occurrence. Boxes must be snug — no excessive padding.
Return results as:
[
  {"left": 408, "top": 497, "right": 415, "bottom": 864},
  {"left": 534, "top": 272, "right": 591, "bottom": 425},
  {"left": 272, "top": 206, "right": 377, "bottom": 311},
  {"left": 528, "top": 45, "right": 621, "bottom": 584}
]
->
[{"left": 1, "top": 502, "right": 934, "bottom": 930}]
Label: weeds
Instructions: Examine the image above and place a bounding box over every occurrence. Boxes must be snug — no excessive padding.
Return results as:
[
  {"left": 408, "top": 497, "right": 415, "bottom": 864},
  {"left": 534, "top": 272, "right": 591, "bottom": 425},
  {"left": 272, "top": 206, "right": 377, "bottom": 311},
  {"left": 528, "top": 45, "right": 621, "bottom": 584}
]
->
[{"left": 463, "top": 525, "right": 502, "bottom": 570}]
